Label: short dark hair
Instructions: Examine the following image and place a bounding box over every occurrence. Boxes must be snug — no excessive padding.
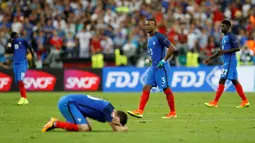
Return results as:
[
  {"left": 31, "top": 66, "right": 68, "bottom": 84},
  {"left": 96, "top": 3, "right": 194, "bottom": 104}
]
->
[
  {"left": 10, "top": 32, "right": 18, "bottom": 39},
  {"left": 146, "top": 18, "right": 157, "bottom": 26},
  {"left": 116, "top": 110, "right": 128, "bottom": 126},
  {"left": 221, "top": 19, "right": 231, "bottom": 27}
]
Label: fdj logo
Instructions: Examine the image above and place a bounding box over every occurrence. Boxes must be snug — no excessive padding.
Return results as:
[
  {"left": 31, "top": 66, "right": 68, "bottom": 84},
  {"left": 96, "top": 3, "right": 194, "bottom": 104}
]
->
[
  {"left": 171, "top": 71, "right": 206, "bottom": 87},
  {"left": 106, "top": 71, "right": 140, "bottom": 88},
  {"left": 206, "top": 66, "right": 232, "bottom": 91}
]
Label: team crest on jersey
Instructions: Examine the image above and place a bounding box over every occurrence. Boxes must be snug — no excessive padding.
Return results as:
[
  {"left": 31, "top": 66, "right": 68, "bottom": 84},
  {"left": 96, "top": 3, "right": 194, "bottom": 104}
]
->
[{"left": 153, "top": 42, "right": 156, "bottom": 46}]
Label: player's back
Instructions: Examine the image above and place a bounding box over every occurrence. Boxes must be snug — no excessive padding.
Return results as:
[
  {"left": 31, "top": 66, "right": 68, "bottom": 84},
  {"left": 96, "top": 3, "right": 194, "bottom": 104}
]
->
[
  {"left": 147, "top": 32, "right": 167, "bottom": 68},
  {"left": 222, "top": 33, "right": 238, "bottom": 67},
  {"left": 12, "top": 38, "right": 28, "bottom": 65},
  {"left": 60, "top": 94, "right": 114, "bottom": 123}
]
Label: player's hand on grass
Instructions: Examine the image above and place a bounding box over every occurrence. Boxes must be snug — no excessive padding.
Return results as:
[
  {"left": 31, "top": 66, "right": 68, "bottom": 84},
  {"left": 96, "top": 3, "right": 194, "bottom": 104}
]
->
[{"left": 157, "top": 59, "right": 166, "bottom": 68}]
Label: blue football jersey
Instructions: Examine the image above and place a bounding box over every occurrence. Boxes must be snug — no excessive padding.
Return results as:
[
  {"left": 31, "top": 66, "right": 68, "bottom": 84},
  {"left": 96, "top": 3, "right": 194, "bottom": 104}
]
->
[
  {"left": 221, "top": 33, "right": 238, "bottom": 67},
  {"left": 67, "top": 94, "right": 114, "bottom": 123},
  {"left": 147, "top": 32, "right": 171, "bottom": 68},
  {"left": 12, "top": 38, "right": 29, "bottom": 64}
]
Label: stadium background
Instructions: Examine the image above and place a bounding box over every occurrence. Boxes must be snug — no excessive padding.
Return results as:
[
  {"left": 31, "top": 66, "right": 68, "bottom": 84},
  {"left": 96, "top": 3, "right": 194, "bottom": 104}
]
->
[
  {"left": 0, "top": 0, "right": 254, "bottom": 92},
  {"left": 0, "top": 1, "right": 255, "bottom": 143}
]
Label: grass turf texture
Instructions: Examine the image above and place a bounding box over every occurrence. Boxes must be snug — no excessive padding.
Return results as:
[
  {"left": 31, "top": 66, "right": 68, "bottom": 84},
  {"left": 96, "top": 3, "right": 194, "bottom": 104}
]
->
[{"left": 0, "top": 92, "right": 254, "bottom": 143}]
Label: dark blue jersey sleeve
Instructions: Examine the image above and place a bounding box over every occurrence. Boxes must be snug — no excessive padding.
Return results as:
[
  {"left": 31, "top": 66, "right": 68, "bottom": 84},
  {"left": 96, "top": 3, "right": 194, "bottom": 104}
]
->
[
  {"left": 229, "top": 33, "right": 239, "bottom": 49},
  {"left": 22, "top": 39, "right": 29, "bottom": 49},
  {"left": 155, "top": 32, "right": 171, "bottom": 48},
  {"left": 103, "top": 103, "right": 114, "bottom": 122}
]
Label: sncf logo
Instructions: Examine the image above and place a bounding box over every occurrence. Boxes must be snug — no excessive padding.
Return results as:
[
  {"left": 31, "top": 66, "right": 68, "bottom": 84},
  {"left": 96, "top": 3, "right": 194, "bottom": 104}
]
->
[
  {"left": 24, "top": 70, "right": 56, "bottom": 91},
  {"left": 0, "top": 72, "right": 12, "bottom": 91},
  {"left": 64, "top": 70, "right": 100, "bottom": 91}
]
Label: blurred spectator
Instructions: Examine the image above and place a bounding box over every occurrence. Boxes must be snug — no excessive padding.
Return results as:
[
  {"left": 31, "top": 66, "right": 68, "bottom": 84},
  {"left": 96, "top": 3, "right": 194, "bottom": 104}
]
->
[
  {"left": 50, "top": 30, "right": 63, "bottom": 51},
  {"left": 11, "top": 17, "right": 22, "bottom": 34},
  {"left": 240, "top": 46, "right": 253, "bottom": 65},
  {"left": 64, "top": 32, "right": 76, "bottom": 58},
  {"left": 238, "top": 29, "right": 248, "bottom": 46},
  {"left": 0, "top": 0, "right": 253, "bottom": 68},
  {"left": 76, "top": 26, "right": 92, "bottom": 58},
  {"left": 101, "top": 35, "right": 114, "bottom": 55},
  {"left": 90, "top": 30, "right": 102, "bottom": 55}
]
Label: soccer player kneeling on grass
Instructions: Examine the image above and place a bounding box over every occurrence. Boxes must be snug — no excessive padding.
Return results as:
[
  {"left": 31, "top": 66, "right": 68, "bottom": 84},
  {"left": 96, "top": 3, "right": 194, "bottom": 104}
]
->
[
  {"left": 127, "top": 19, "right": 177, "bottom": 119},
  {"left": 42, "top": 94, "right": 128, "bottom": 132},
  {"left": 204, "top": 19, "right": 250, "bottom": 108}
]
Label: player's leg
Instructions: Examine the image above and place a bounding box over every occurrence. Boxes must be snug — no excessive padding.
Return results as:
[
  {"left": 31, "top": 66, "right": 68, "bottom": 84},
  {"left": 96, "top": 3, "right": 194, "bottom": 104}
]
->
[
  {"left": 127, "top": 84, "right": 152, "bottom": 118},
  {"left": 204, "top": 78, "right": 226, "bottom": 107},
  {"left": 15, "top": 65, "right": 28, "bottom": 105},
  {"left": 42, "top": 96, "right": 90, "bottom": 132},
  {"left": 155, "top": 65, "right": 176, "bottom": 118},
  {"left": 232, "top": 79, "right": 250, "bottom": 108},
  {"left": 162, "top": 87, "right": 177, "bottom": 119},
  {"left": 127, "top": 67, "right": 154, "bottom": 118}
]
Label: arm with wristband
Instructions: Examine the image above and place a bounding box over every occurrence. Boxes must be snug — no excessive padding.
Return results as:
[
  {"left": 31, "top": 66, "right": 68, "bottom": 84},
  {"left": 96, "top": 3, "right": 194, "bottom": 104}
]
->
[{"left": 155, "top": 32, "right": 176, "bottom": 68}]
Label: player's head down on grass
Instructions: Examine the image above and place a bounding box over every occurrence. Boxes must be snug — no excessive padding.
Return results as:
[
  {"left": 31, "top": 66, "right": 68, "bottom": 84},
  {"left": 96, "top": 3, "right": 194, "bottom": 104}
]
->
[
  {"left": 115, "top": 110, "right": 128, "bottom": 126},
  {"left": 42, "top": 94, "right": 128, "bottom": 132}
]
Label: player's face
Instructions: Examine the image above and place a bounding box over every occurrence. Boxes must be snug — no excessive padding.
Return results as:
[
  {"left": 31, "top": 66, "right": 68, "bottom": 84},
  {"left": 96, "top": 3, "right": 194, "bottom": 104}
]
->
[
  {"left": 220, "top": 23, "right": 229, "bottom": 34},
  {"left": 145, "top": 21, "right": 155, "bottom": 33}
]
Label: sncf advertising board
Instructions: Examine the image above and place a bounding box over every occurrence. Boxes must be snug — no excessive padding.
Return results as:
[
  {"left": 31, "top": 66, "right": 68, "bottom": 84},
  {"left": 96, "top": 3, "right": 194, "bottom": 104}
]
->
[
  {"left": 0, "top": 69, "right": 101, "bottom": 91},
  {"left": 64, "top": 69, "right": 101, "bottom": 91}
]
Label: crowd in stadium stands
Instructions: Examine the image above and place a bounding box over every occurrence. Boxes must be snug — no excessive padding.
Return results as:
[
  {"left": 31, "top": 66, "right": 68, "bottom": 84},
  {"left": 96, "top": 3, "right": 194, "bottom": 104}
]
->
[{"left": 0, "top": 0, "right": 254, "bottom": 68}]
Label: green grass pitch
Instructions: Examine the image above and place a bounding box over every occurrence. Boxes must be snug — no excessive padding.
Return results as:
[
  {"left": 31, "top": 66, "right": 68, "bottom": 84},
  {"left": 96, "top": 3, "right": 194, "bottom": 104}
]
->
[{"left": 0, "top": 92, "right": 254, "bottom": 143}]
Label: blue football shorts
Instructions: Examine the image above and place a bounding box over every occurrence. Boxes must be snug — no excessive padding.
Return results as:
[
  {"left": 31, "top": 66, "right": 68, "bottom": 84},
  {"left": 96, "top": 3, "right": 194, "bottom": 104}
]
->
[{"left": 145, "top": 64, "right": 171, "bottom": 89}]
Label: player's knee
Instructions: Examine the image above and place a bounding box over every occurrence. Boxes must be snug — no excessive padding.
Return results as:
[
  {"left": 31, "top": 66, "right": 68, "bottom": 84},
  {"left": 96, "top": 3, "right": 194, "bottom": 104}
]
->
[
  {"left": 219, "top": 79, "right": 226, "bottom": 84},
  {"left": 78, "top": 125, "right": 91, "bottom": 132},
  {"left": 231, "top": 80, "right": 239, "bottom": 85},
  {"left": 143, "top": 85, "right": 151, "bottom": 92}
]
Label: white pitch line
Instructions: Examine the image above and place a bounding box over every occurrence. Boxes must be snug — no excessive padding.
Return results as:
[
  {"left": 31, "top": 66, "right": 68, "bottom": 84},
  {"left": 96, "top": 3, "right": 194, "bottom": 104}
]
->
[{"left": 131, "top": 119, "right": 255, "bottom": 122}]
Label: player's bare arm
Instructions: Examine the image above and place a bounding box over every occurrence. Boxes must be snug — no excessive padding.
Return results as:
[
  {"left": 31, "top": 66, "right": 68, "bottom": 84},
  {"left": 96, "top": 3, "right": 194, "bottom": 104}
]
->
[
  {"left": 109, "top": 122, "right": 128, "bottom": 132},
  {"left": 27, "top": 45, "right": 36, "bottom": 68},
  {"left": 164, "top": 43, "right": 177, "bottom": 61},
  {"left": 203, "top": 50, "right": 221, "bottom": 64},
  {"left": 109, "top": 111, "right": 128, "bottom": 132},
  {"left": 27, "top": 45, "right": 35, "bottom": 62},
  {"left": 220, "top": 47, "right": 240, "bottom": 54}
]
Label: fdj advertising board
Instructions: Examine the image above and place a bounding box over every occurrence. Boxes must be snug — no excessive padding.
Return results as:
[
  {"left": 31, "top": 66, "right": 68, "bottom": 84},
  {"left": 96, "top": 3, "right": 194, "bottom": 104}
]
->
[{"left": 102, "top": 66, "right": 255, "bottom": 92}]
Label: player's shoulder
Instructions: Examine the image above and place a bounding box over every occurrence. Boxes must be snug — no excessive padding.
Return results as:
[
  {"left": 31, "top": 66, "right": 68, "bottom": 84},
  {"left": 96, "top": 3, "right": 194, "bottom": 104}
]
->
[
  {"left": 154, "top": 32, "right": 165, "bottom": 38},
  {"left": 15, "top": 37, "right": 25, "bottom": 43},
  {"left": 227, "top": 32, "right": 237, "bottom": 40},
  {"left": 16, "top": 37, "right": 24, "bottom": 41}
]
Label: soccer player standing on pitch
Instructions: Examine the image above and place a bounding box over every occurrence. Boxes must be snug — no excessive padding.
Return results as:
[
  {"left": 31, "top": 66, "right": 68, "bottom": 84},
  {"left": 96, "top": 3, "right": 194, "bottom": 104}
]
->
[
  {"left": 204, "top": 19, "right": 250, "bottom": 108},
  {"left": 127, "top": 19, "right": 177, "bottom": 119},
  {"left": 6, "top": 32, "right": 36, "bottom": 105}
]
